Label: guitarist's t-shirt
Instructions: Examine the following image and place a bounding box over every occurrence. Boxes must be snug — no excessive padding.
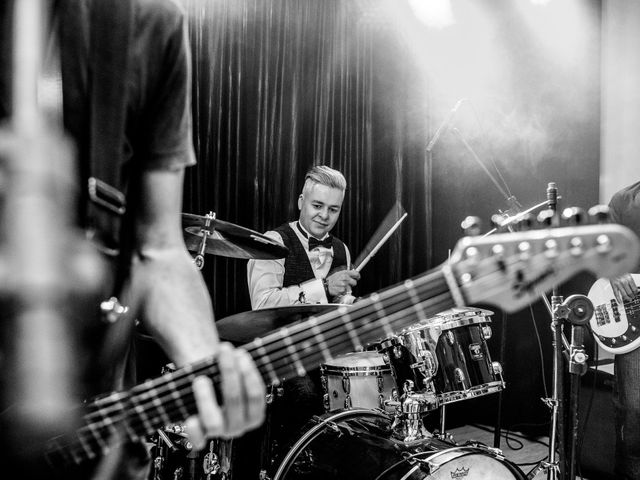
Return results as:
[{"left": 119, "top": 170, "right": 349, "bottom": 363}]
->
[
  {"left": 610, "top": 180, "right": 640, "bottom": 272},
  {"left": 1, "top": 2, "right": 197, "bottom": 478},
  {"left": 55, "top": 0, "right": 199, "bottom": 399}
]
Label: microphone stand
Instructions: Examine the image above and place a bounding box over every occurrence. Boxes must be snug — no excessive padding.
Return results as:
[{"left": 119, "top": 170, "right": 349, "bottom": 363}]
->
[{"left": 527, "top": 182, "right": 575, "bottom": 480}]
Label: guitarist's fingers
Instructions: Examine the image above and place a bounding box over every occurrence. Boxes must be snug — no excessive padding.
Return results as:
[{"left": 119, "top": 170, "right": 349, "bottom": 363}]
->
[
  {"left": 621, "top": 274, "right": 638, "bottom": 299},
  {"left": 611, "top": 274, "right": 636, "bottom": 303},
  {"left": 189, "top": 375, "right": 224, "bottom": 446},
  {"left": 217, "top": 342, "right": 246, "bottom": 437},
  {"left": 184, "top": 414, "right": 207, "bottom": 451},
  {"left": 235, "top": 347, "right": 267, "bottom": 430}
]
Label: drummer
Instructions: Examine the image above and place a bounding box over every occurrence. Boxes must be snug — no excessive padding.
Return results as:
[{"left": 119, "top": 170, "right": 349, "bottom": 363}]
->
[
  {"left": 245, "top": 165, "right": 360, "bottom": 469},
  {"left": 247, "top": 165, "right": 360, "bottom": 308}
]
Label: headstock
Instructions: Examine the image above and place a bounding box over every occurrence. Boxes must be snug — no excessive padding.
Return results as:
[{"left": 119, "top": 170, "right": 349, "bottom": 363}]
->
[{"left": 449, "top": 222, "right": 640, "bottom": 313}]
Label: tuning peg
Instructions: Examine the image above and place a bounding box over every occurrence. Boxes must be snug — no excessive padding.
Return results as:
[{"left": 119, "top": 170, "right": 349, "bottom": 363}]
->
[
  {"left": 461, "top": 216, "right": 482, "bottom": 236},
  {"left": 588, "top": 204, "right": 611, "bottom": 224},
  {"left": 537, "top": 209, "right": 556, "bottom": 228},
  {"left": 562, "top": 206, "right": 587, "bottom": 226},
  {"left": 515, "top": 212, "right": 534, "bottom": 231}
]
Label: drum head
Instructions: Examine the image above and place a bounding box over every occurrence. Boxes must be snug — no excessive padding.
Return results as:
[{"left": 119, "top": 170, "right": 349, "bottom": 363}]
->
[
  {"left": 425, "top": 447, "right": 525, "bottom": 479},
  {"left": 322, "top": 351, "right": 388, "bottom": 370}
]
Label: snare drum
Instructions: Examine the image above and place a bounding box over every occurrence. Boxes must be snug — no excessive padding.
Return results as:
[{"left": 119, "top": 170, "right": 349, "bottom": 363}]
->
[
  {"left": 380, "top": 307, "right": 504, "bottom": 405},
  {"left": 320, "top": 351, "right": 394, "bottom": 412}
]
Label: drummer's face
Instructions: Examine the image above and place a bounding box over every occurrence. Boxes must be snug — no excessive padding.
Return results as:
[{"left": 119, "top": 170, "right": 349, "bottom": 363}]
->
[{"left": 298, "top": 183, "right": 344, "bottom": 239}]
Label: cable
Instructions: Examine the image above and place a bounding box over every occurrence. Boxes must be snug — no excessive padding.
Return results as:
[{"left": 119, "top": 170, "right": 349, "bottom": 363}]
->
[{"left": 529, "top": 304, "right": 549, "bottom": 399}]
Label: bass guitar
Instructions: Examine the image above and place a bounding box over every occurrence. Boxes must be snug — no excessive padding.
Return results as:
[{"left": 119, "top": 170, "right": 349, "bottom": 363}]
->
[
  {"left": 44, "top": 223, "right": 640, "bottom": 473},
  {"left": 588, "top": 274, "right": 640, "bottom": 354}
]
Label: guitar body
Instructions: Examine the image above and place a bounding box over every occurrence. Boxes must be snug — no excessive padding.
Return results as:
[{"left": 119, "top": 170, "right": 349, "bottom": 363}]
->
[{"left": 588, "top": 274, "right": 640, "bottom": 355}]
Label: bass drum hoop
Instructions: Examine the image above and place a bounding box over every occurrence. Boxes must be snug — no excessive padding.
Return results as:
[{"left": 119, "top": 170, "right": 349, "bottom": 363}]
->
[{"left": 272, "top": 408, "right": 390, "bottom": 480}]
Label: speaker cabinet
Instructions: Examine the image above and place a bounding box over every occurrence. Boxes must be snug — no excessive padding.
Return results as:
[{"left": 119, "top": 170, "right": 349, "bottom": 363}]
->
[{"left": 578, "top": 367, "right": 616, "bottom": 480}]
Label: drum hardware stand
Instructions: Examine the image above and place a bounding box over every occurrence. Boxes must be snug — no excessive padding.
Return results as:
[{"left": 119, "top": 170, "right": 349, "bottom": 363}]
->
[
  {"left": 386, "top": 380, "right": 439, "bottom": 442},
  {"left": 193, "top": 211, "right": 216, "bottom": 270},
  {"left": 527, "top": 293, "right": 592, "bottom": 480}
]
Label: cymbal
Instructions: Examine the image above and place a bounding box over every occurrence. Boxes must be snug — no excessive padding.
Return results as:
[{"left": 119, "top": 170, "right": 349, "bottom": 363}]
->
[
  {"left": 182, "top": 213, "right": 289, "bottom": 260},
  {"left": 216, "top": 304, "right": 348, "bottom": 344}
]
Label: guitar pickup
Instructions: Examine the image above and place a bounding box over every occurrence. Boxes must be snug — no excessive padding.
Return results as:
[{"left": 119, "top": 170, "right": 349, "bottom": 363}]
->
[
  {"left": 595, "top": 305, "right": 609, "bottom": 326},
  {"left": 611, "top": 300, "right": 621, "bottom": 323}
]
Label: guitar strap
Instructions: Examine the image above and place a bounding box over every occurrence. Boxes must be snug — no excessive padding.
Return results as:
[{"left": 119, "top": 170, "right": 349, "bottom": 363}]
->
[
  {"left": 86, "top": 0, "right": 135, "bottom": 288},
  {"left": 80, "top": 0, "right": 138, "bottom": 391}
]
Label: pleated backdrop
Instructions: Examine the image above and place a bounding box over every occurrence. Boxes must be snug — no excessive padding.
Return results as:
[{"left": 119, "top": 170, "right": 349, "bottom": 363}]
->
[{"left": 181, "top": 0, "right": 434, "bottom": 320}]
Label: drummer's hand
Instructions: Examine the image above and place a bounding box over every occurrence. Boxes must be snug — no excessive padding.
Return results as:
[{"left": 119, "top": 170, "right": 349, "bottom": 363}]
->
[
  {"left": 610, "top": 273, "right": 638, "bottom": 304},
  {"left": 184, "top": 342, "right": 266, "bottom": 449},
  {"left": 326, "top": 269, "right": 360, "bottom": 298}
]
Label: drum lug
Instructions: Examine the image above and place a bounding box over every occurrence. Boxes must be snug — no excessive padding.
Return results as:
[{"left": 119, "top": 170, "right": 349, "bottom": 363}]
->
[
  {"left": 454, "top": 368, "right": 467, "bottom": 388},
  {"left": 423, "top": 350, "right": 437, "bottom": 378},
  {"left": 491, "top": 361, "right": 503, "bottom": 376},
  {"left": 344, "top": 395, "right": 352, "bottom": 409},
  {"left": 341, "top": 374, "right": 351, "bottom": 394},
  {"left": 403, "top": 379, "right": 415, "bottom": 395},
  {"left": 323, "top": 393, "right": 330, "bottom": 412},
  {"left": 202, "top": 451, "right": 220, "bottom": 476},
  {"left": 482, "top": 324, "right": 493, "bottom": 340},
  {"left": 446, "top": 330, "right": 456, "bottom": 345},
  {"left": 393, "top": 346, "right": 403, "bottom": 359}
]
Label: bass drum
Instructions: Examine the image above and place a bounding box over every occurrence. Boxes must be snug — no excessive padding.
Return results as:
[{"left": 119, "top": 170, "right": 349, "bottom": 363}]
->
[{"left": 272, "top": 409, "right": 525, "bottom": 480}]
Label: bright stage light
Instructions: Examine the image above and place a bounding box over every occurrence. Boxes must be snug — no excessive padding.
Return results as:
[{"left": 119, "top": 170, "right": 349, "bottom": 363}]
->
[{"left": 408, "top": 0, "right": 455, "bottom": 29}]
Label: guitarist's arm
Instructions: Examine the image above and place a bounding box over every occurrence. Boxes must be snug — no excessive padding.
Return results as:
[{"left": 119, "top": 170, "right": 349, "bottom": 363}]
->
[{"left": 125, "top": 166, "right": 266, "bottom": 449}]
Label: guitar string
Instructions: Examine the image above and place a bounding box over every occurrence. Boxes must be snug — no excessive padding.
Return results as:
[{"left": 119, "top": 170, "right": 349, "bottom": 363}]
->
[
  {"left": 91, "top": 237, "right": 568, "bottom": 428},
  {"left": 63, "top": 257, "right": 524, "bottom": 461},
  {"left": 62, "top": 242, "right": 558, "bottom": 461},
  {"left": 119, "top": 275, "right": 448, "bottom": 417},
  {"left": 52, "top": 236, "right": 616, "bottom": 462},
  {"left": 63, "top": 270, "right": 454, "bottom": 460},
  {"left": 117, "top": 297, "right": 458, "bottom": 457}
]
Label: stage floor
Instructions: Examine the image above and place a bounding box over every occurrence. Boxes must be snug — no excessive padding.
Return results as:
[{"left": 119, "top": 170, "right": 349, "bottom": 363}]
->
[{"left": 448, "top": 423, "right": 592, "bottom": 480}]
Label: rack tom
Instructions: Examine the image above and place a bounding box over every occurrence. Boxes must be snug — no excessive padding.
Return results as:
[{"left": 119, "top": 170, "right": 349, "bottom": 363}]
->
[{"left": 378, "top": 307, "right": 504, "bottom": 405}]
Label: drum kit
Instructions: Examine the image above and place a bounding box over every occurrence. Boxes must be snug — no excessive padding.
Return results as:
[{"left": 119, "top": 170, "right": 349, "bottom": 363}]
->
[{"left": 148, "top": 211, "right": 523, "bottom": 480}]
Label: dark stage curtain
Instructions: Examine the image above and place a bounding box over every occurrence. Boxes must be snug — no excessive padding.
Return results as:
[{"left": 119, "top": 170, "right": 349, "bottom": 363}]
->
[{"left": 182, "top": 0, "right": 433, "bottom": 320}]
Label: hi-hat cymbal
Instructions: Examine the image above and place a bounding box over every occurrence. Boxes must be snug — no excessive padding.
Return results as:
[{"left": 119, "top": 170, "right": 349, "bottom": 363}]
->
[
  {"left": 216, "top": 304, "right": 348, "bottom": 344},
  {"left": 182, "top": 212, "right": 288, "bottom": 260}
]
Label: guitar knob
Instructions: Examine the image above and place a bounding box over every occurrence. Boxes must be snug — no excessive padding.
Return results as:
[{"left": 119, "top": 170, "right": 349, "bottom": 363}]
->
[
  {"left": 562, "top": 206, "right": 587, "bottom": 226},
  {"left": 588, "top": 204, "right": 611, "bottom": 224},
  {"left": 461, "top": 216, "right": 482, "bottom": 236}
]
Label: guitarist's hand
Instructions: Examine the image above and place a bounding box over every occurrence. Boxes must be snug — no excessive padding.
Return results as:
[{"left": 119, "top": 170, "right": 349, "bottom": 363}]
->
[
  {"left": 184, "top": 342, "right": 266, "bottom": 449},
  {"left": 610, "top": 273, "right": 638, "bottom": 303}
]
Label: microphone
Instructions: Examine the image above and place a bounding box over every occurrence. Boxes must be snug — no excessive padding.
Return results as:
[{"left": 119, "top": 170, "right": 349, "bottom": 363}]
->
[
  {"left": 546, "top": 182, "right": 558, "bottom": 213},
  {"left": 426, "top": 98, "right": 466, "bottom": 153}
]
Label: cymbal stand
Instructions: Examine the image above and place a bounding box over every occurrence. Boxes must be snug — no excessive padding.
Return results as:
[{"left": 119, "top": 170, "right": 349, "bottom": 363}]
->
[{"left": 194, "top": 211, "right": 215, "bottom": 270}]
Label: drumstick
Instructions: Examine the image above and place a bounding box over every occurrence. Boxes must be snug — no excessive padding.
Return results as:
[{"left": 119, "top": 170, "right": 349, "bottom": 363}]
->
[{"left": 355, "top": 212, "right": 408, "bottom": 273}]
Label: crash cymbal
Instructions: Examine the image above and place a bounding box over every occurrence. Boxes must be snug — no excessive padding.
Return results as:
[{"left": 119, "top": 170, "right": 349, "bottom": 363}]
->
[
  {"left": 216, "top": 304, "right": 348, "bottom": 344},
  {"left": 182, "top": 212, "right": 289, "bottom": 260}
]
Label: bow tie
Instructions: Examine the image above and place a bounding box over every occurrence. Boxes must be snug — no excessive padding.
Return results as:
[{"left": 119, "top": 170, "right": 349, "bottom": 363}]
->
[{"left": 308, "top": 236, "right": 333, "bottom": 250}]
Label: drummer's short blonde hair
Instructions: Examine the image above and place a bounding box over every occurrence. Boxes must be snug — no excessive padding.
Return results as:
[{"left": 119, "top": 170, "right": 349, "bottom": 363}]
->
[{"left": 302, "top": 165, "right": 346, "bottom": 194}]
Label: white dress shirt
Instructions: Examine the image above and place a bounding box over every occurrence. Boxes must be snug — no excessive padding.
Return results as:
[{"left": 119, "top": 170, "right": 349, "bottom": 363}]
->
[{"left": 247, "top": 221, "right": 351, "bottom": 310}]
